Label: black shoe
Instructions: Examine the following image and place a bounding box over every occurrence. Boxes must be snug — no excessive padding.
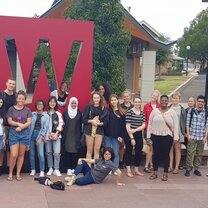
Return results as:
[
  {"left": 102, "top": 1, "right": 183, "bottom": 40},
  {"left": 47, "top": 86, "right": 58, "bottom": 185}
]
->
[
  {"left": 0, "top": 166, "right": 2, "bottom": 176},
  {"left": 184, "top": 170, "right": 190, "bottom": 177},
  {"left": 194, "top": 170, "right": 202, "bottom": 176}
]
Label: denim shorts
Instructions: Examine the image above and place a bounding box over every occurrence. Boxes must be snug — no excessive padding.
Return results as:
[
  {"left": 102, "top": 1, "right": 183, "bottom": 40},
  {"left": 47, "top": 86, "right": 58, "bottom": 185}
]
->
[{"left": 9, "top": 128, "right": 30, "bottom": 146}]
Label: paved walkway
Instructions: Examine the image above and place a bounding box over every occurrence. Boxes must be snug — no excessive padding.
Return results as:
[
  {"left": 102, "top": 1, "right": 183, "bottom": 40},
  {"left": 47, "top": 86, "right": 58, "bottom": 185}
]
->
[
  {"left": 1, "top": 167, "right": 208, "bottom": 208},
  {"left": 179, "top": 74, "right": 205, "bottom": 104}
]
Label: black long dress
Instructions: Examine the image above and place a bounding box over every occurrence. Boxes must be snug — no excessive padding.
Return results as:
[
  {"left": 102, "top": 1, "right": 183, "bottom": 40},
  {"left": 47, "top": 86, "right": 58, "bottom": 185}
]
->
[{"left": 62, "top": 110, "right": 82, "bottom": 153}]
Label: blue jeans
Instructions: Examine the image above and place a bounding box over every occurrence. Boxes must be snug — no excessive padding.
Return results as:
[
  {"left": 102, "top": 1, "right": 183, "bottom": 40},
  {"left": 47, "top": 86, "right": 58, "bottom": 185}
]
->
[
  {"left": 104, "top": 136, "right": 119, "bottom": 168},
  {"left": 45, "top": 139, "right": 61, "bottom": 169},
  {"left": 74, "top": 160, "right": 95, "bottom": 185},
  {"left": 30, "top": 130, "right": 45, "bottom": 172}
]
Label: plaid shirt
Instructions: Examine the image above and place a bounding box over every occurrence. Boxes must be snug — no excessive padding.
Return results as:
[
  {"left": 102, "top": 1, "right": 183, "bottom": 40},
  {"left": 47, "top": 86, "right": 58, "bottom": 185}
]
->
[{"left": 186, "top": 108, "right": 208, "bottom": 140}]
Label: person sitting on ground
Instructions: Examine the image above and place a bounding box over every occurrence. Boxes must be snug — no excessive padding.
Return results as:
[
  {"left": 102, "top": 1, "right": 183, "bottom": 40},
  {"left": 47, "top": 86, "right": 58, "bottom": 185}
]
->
[{"left": 65, "top": 147, "right": 124, "bottom": 186}]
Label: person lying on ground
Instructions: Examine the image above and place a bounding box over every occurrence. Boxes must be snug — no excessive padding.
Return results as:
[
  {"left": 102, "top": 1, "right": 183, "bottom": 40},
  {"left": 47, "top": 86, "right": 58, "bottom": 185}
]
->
[{"left": 65, "top": 147, "right": 124, "bottom": 186}]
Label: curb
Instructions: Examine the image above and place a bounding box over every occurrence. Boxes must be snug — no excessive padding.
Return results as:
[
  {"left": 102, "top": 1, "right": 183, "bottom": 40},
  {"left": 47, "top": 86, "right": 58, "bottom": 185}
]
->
[{"left": 168, "top": 74, "right": 197, "bottom": 97}]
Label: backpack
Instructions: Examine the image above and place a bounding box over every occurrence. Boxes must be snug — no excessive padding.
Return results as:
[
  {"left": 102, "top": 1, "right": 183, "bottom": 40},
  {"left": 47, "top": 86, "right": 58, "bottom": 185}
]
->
[{"left": 189, "top": 108, "right": 208, "bottom": 127}]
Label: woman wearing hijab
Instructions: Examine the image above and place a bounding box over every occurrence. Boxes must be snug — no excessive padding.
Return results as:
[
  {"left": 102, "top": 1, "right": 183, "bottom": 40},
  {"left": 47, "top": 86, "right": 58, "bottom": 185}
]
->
[{"left": 62, "top": 97, "right": 82, "bottom": 176}]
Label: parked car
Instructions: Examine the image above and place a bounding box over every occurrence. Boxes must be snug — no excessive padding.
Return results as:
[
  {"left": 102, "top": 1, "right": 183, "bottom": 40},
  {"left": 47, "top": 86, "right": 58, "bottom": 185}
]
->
[{"left": 182, "top": 63, "right": 199, "bottom": 74}]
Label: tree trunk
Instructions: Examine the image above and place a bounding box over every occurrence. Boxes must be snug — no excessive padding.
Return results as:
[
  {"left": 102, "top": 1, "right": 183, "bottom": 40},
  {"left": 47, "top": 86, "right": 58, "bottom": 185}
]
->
[{"left": 159, "top": 65, "right": 161, "bottom": 80}]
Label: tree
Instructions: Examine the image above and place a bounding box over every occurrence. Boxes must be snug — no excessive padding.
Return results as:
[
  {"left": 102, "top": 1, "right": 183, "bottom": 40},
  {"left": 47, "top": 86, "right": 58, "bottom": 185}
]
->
[
  {"left": 177, "top": 8, "right": 208, "bottom": 69},
  {"left": 156, "top": 34, "right": 172, "bottom": 79},
  {"left": 65, "top": 0, "right": 131, "bottom": 95}
]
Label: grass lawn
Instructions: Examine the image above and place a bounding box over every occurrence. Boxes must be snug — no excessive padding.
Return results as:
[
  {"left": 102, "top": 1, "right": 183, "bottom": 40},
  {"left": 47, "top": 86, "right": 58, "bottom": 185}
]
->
[{"left": 154, "top": 75, "right": 192, "bottom": 95}]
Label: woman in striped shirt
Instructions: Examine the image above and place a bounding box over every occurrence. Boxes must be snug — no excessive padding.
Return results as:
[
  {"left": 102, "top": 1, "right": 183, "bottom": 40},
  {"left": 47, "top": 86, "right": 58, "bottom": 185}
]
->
[{"left": 125, "top": 96, "right": 146, "bottom": 177}]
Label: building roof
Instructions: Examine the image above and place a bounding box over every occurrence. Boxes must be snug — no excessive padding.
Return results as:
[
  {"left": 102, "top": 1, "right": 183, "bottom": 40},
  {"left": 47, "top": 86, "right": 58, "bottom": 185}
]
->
[
  {"left": 122, "top": 8, "right": 176, "bottom": 49},
  {"left": 139, "top": 20, "right": 161, "bottom": 38},
  {"left": 40, "top": 0, "right": 68, "bottom": 18},
  {"left": 40, "top": 0, "right": 176, "bottom": 49}
]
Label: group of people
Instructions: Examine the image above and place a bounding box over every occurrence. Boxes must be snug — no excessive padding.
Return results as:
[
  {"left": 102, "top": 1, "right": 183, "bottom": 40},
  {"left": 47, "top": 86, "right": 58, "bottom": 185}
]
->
[{"left": 0, "top": 78, "right": 207, "bottom": 186}]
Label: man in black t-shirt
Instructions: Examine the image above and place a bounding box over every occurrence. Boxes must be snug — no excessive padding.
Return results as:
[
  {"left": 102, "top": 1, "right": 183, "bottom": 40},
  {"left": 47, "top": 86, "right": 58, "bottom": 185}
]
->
[{"left": 0, "top": 78, "right": 16, "bottom": 175}]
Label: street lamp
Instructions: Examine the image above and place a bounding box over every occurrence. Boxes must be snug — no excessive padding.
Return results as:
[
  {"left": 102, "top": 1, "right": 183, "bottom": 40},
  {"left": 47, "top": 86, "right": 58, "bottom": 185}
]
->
[{"left": 186, "top": 45, "right": 191, "bottom": 76}]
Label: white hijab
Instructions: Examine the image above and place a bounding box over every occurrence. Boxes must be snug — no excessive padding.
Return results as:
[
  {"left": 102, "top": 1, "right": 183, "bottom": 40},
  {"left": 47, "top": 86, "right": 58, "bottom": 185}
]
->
[{"left": 68, "top": 97, "right": 78, "bottom": 119}]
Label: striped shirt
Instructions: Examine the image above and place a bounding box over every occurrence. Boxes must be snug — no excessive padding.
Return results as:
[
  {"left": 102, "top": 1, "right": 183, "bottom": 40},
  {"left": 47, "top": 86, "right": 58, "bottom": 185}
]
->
[
  {"left": 186, "top": 108, "right": 208, "bottom": 140},
  {"left": 125, "top": 109, "right": 145, "bottom": 129}
]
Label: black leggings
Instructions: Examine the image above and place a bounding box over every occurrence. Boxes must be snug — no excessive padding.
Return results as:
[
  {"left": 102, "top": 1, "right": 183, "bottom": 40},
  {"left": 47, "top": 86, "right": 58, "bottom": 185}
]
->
[
  {"left": 151, "top": 134, "right": 173, "bottom": 173},
  {"left": 65, "top": 152, "right": 78, "bottom": 169},
  {"left": 125, "top": 131, "right": 143, "bottom": 167}
]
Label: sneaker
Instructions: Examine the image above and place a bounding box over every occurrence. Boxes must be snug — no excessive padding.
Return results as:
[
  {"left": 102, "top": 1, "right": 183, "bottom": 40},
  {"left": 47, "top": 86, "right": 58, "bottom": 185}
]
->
[
  {"left": 114, "top": 172, "right": 118, "bottom": 176},
  {"left": 184, "top": 170, "right": 190, "bottom": 177},
  {"left": 53, "top": 169, "right": 62, "bottom": 177},
  {"left": 67, "top": 175, "right": 76, "bottom": 186},
  {"left": 108, "top": 171, "right": 112, "bottom": 175},
  {"left": 194, "top": 170, "right": 202, "bottom": 176},
  {"left": 67, "top": 169, "right": 72, "bottom": 176},
  {"left": 39, "top": 171, "right": 45, "bottom": 177},
  {"left": 47, "top": 168, "right": 53, "bottom": 176},
  {"left": 30, "top": 170, "right": 36, "bottom": 176},
  {"left": 206, "top": 173, "right": 208, "bottom": 176}
]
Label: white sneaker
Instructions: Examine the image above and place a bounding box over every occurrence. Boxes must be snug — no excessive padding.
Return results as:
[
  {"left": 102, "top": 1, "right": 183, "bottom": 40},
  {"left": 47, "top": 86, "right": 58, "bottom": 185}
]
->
[
  {"left": 66, "top": 175, "right": 76, "bottom": 186},
  {"left": 67, "top": 169, "right": 72, "bottom": 176},
  {"left": 108, "top": 171, "right": 112, "bottom": 175},
  {"left": 206, "top": 173, "right": 208, "bottom": 176},
  {"left": 53, "top": 169, "right": 62, "bottom": 177},
  {"left": 114, "top": 172, "right": 118, "bottom": 176},
  {"left": 30, "top": 170, "right": 36, "bottom": 176},
  {"left": 47, "top": 168, "right": 53, "bottom": 176},
  {"left": 39, "top": 171, "right": 45, "bottom": 177}
]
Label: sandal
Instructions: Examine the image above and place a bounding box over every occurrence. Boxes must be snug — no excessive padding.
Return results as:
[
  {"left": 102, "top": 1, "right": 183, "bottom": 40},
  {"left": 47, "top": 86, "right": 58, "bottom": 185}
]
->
[
  {"left": 7, "top": 177, "right": 13, "bottom": 181},
  {"left": 126, "top": 172, "right": 134, "bottom": 177},
  {"left": 144, "top": 167, "right": 151, "bottom": 173},
  {"left": 161, "top": 174, "right": 168, "bottom": 181},
  {"left": 16, "top": 176, "right": 22, "bottom": 181},
  {"left": 168, "top": 168, "right": 173, "bottom": 173},
  {"left": 134, "top": 171, "right": 144, "bottom": 176},
  {"left": 149, "top": 174, "right": 158, "bottom": 180},
  {"left": 172, "top": 169, "right": 179, "bottom": 174}
]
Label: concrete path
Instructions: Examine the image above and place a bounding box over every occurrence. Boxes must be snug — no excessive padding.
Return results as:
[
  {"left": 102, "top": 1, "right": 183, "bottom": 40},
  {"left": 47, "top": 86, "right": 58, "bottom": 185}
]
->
[
  {"left": 1, "top": 168, "right": 208, "bottom": 208},
  {"left": 178, "top": 74, "right": 205, "bottom": 104}
]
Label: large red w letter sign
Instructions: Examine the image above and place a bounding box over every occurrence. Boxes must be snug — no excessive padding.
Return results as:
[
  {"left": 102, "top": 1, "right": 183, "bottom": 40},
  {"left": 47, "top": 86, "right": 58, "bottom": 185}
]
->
[{"left": 0, "top": 16, "right": 94, "bottom": 111}]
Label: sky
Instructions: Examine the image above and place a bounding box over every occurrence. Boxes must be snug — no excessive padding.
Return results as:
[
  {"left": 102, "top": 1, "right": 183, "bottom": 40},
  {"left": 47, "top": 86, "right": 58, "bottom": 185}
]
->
[{"left": 0, "top": 0, "right": 207, "bottom": 40}]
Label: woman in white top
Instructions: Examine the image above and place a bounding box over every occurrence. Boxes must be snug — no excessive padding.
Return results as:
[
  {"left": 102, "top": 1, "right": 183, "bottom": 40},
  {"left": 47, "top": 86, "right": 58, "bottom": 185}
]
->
[{"left": 147, "top": 95, "right": 179, "bottom": 181}]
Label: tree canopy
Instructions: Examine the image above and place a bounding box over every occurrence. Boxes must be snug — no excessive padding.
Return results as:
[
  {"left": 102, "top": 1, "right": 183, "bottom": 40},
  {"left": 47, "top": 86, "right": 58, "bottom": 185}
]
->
[
  {"left": 65, "top": 0, "right": 131, "bottom": 95},
  {"left": 156, "top": 34, "right": 172, "bottom": 78},
  {"left": 177, "top": 8, "right": 208, "bottom": 65}
]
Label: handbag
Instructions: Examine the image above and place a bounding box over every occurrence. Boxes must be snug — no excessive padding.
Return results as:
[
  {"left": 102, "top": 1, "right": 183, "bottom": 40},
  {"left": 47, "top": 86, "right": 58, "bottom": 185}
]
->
[{"left": 142, "top": 142, "right": 152, "bottom": 154}]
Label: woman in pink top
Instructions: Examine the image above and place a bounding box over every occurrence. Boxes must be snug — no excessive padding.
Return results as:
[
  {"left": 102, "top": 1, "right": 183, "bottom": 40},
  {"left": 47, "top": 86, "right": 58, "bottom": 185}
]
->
[
  {"left": 147, "top": 95, "right": 179, "bottom": 181},
  {"left": 143, "top": 90, "right": 160, "bottom": 173}
]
